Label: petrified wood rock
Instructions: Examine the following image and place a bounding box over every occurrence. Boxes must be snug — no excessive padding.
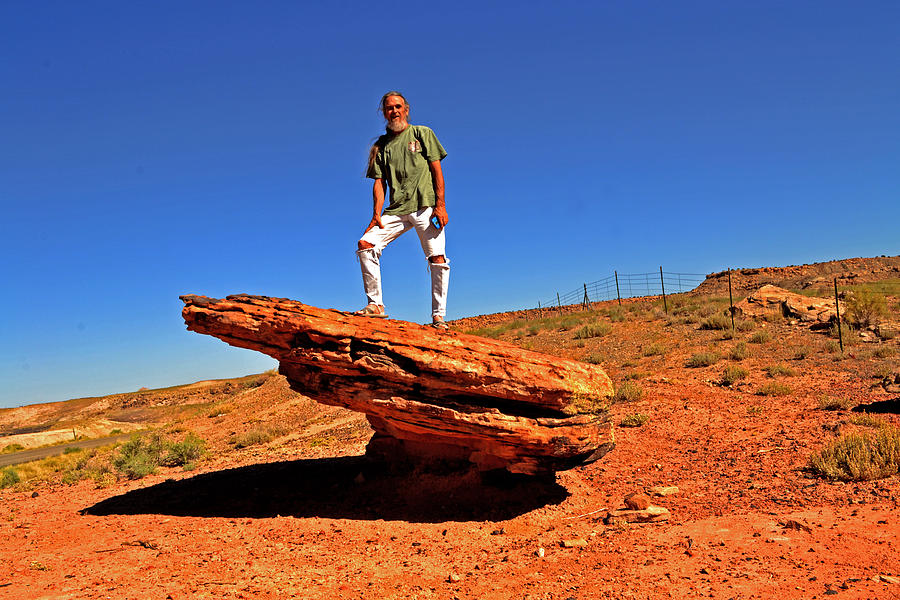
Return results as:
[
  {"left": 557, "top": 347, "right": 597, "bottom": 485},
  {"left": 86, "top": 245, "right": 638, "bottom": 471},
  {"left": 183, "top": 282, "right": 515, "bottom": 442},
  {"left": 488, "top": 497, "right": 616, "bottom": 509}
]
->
[{"left": 180, "top": 294, "right": 615, "bottom": 475}]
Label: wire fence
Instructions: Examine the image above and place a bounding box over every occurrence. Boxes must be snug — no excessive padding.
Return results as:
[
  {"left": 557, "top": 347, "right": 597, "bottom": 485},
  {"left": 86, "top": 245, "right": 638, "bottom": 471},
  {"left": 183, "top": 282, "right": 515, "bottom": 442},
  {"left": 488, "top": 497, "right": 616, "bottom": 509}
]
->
[{"left": 538, "top": 269, "right": 707, "bottom": 310}]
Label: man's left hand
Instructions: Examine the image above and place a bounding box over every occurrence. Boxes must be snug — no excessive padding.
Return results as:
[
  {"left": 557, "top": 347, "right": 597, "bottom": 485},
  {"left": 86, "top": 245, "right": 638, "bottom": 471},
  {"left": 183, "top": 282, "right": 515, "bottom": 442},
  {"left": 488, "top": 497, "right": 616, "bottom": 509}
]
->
[{"left": 433, "top": 206, "right": 449, "bottom": 228}]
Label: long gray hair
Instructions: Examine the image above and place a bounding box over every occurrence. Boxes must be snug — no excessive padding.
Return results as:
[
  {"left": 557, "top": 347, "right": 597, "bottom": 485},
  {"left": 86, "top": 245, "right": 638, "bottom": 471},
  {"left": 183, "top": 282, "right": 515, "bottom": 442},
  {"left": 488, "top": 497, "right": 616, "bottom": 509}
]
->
[{"left": 366, "top": 91, "right": 410, "bottom": 174}]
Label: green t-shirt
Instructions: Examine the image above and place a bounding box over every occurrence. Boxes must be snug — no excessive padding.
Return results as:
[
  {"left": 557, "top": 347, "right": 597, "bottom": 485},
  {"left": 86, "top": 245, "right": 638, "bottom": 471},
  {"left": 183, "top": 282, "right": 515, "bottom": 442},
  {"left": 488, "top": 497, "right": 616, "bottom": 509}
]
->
[{"left": 367, "top": 125, "right": 448, "bottom": 216}]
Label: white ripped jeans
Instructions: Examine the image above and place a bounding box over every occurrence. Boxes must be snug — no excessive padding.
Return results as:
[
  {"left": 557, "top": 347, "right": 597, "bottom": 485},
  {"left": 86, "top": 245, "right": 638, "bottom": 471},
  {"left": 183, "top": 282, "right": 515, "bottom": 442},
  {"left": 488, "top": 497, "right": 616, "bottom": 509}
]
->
[{"left": 357, "top": 207, "right": 450, "bottom": 318}]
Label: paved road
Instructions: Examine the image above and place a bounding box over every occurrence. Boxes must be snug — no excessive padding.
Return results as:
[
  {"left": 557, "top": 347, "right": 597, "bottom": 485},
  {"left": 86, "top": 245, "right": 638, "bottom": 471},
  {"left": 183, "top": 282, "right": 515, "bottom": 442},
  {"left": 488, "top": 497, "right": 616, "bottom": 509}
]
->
[{"left": 0, "top": 433, "right": 137, "bottom": 468}]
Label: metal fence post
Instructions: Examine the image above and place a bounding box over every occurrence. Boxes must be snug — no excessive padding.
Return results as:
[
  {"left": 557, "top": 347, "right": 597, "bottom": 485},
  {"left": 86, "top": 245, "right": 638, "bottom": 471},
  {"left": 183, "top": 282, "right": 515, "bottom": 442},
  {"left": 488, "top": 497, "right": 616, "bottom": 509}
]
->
[
  {"left": 557, "top": 292, "right": 562, "bottom": 315},
  {"left": 728, "top": 268, "right": 735, "bottom": 332},
  {"left": 660, "top": 266, "right": 668, "bottom": 314},
  {"left": 615, "top": 271, "right": 621, "bottom": 306}
]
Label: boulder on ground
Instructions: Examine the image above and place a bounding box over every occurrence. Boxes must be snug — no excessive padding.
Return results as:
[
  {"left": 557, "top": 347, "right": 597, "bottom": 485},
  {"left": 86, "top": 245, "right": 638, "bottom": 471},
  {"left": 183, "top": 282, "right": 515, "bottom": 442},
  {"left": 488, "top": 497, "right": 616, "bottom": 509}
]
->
[
  {"left": 733, "top": 284, "right": 837, "bottom": 324},
  {"left": 180, "top": 294, "right": 616, "bottom": 475}
]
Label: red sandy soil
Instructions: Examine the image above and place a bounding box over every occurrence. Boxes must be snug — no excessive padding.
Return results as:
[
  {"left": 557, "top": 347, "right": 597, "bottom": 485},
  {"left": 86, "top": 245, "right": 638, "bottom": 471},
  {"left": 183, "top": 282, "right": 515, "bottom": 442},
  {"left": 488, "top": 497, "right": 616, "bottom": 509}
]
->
[{"left": 2, "top": 283, "right": 900, "bottom": 599}]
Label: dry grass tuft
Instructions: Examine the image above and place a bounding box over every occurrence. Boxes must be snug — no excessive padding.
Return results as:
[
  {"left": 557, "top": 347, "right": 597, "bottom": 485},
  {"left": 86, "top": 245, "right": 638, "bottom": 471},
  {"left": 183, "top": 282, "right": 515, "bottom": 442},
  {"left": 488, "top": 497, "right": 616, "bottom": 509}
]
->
[
  {"left": 809, "top": 425, "right": 900, "bottom": 481},
  {"left": 686, "top": 352, "right": 719, "bottom": 368},
  {"left": 720, "top": 365, "right": 749, "bottom": 386},
  {"left": 756, "top": 382, "right": 792, "bottom": 396},
  {"left": 612, "top": 381, "right": 644, "bottom": 403},
  {"left": 620, "top": 413, "right": 649, "bottom": 428},
  {"left": 817, "top": 395, "right": 853, "bottom": 411}
]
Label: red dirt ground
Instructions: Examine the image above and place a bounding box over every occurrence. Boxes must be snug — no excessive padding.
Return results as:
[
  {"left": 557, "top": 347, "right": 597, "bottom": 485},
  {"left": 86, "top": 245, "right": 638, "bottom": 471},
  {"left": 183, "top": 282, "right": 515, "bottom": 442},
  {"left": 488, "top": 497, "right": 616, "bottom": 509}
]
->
[{"left": 2, "top": 281, "right": 899, "bottom": 599}]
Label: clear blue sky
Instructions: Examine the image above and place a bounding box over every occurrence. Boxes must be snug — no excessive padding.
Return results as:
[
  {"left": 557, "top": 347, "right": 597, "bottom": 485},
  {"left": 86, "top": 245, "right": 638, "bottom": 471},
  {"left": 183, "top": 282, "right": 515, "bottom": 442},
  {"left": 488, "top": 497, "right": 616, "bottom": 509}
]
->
[{"left": 2, "top": 1, "right": 898, "bottom": 409}]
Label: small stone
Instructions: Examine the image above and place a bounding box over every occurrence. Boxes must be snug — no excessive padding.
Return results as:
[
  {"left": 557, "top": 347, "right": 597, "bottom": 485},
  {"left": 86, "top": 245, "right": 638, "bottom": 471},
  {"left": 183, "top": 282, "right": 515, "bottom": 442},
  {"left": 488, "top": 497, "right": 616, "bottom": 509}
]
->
[
  {"left": 647, "top": 486, "right": 679, "bottom": 497},
  {"left": 880, "top": 575, "right": 900, "bottom": 584},
  {"left": 783, "top": 519, "right": 812, "bottom": 533},
  {"left": 624, "top": 492, "right": 652, "bottom": 510},
  {"left": 448, "top": 572, "right": 461, "bottom": 583},
  {"left": 535, "top": 547, "right": 545, "bottom": 558},
  {"left": 491, "top": 528, "right": 505, "bottom": 535},
  {"left": 824, "top": 590, "right": 838, "bottom": 596},
  {"left": 605, "top": 506, "right": 670, "bottom": 525},
  {"left": 31, "top": 491, "right": 39, "bottom": 498},
  {"left": 561, "top": 539, "right": 588, "bottom": 548}
]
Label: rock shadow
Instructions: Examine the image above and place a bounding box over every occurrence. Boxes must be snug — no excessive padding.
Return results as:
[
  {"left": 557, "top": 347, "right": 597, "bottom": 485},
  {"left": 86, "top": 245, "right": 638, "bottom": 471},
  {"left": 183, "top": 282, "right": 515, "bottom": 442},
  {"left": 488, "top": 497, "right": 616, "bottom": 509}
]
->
[
  {"left": 82, "top": 455, "right": 568, "bottom": 523},
  {"left": 853, "top": 398, "right": 900, "bottom": 414}
]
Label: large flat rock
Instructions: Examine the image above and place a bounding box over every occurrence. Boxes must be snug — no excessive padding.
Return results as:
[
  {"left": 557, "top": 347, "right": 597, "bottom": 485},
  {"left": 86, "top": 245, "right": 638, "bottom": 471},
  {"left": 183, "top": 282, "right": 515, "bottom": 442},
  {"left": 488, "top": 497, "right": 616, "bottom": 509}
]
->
[{"left": 181, "top": 294, "right": 615, "bottom": 474}]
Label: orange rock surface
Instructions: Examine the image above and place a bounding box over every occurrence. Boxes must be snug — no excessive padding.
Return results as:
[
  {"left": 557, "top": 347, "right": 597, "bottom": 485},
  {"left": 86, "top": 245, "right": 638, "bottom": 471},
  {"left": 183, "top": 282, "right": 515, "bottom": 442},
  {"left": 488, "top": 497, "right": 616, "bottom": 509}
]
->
[{"left": 180, "top": 294, "right": 615, "bottom": 474}]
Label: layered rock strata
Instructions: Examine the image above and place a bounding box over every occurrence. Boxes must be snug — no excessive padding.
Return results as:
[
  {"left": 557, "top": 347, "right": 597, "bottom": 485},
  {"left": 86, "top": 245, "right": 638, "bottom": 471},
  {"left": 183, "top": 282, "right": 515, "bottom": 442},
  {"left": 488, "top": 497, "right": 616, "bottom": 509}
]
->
[{"left": 180, "top": 294, "right": 615, "bottom": 475}]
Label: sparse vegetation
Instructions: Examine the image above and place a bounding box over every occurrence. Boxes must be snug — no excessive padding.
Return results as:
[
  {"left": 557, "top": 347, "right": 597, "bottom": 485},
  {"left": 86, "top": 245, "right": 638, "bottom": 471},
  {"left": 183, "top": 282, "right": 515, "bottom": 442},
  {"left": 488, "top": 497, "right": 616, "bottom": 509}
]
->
[
  {"left": 851, "top": 413, "right": 887, "bottom": 428},
  {"left": 809, "top": 425, "right": 900, "bottom": 481},
  {"left": 620, "top": 413, "right": 649, "bottom": 427},
  {"left": 1, "top": 444, "right": 25, "bottom": 454},
  {"left": 876, "top": 325, "right": 897, "bottom": 340},
  {"left": 842, "top": 289, "right": 888, "bottom": 329},
  {"left": 581, "top": 352, "right": 605, "bottom": 365},
  {"left": 1, "top": 467, "right": 20, "bottom": 489},
  {"left": 756, "top": 382, "right": 792, "bottom": 396},
  {"left": 642, "top": 343, "right": 666, "bottom": 357},
  {"left": 729, "top": 342, "right": 749, "bottom": 361},
  {"left": 793, "top": 345, "right": 812, "bottom": 360},
  {"left": 720, "top": 365, "right": 749, "bottom": 386},
  {"left": 766, "top": 364, "right": 796, "bottom": 377},
  {"left": 574, "top": 322, "right": 612, "bottom": 339},
  {"left": 749, "top": 330, "right": 771, "bottom": 344},
  {"left": 606, "top": 306, "right": 626, "bottom": 322},
  {"left": 612, "top": 381, "right": 644, "bottom": 403},
  {"left": 686, "top": 352, "right": 719, "bottom": 368},
  {"left": 817, "top": 395, "right": 853, "bottom": 411},
  {"left": 229, "top": 429, "right": 273, "bottom": 449},
  {"left": 699, "top": 314, "right": 730, "bottom": 330},
  {"left": 872, "top": 346, "right": 894, "bottom": 359},
  {"left": 111, "top": 431, "right": 207, "bottom": 479},
  {"left": 735, "top": 320, "right": 755, "bottom": 332}
]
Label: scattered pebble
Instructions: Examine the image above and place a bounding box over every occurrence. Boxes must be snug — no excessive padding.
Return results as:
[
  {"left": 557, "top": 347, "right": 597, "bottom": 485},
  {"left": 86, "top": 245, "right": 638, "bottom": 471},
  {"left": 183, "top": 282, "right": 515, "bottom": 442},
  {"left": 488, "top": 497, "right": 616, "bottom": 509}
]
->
[
  {"left": 561, "top": 539, "right": 588, "bottom": 548},
  {"left": 647, "top": 486, "right": 679, "bottom": 497},
  {"left": 535, "top": 547, "right": 545, "bottom": 558},
  {"left": 447, "top": 572, "right": 460, "bottom": 583}
]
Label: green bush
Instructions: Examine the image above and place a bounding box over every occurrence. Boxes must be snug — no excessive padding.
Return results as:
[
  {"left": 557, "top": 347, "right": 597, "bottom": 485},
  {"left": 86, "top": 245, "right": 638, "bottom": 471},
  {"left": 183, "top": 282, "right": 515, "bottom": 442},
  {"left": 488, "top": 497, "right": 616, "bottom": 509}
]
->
[
  {"left": 163, "top": 433, "right": 206, "bottom": 467},
  {"left": 612, "top": 381, "right": 644, "bottom": 403},
  {"left": 721, "top": 365, "right": 749, "bottom": 386},
  {"left": 842, "top": 289, "right": 888, "bottom": 329},
  {"left": 686, "top": 352, "right": 719, "bottom": 368},
  {"left": 112, "top": 435, "right": 163, "bottom": 479},
  {"left": 574, "top": 322, "right": 612, "bottom": 339},
  {"left": 1, "top": 467, "right": 20, "bottom": 488},
  {"left": 809, "top": 425, "right": 900, "bottom": 481},
  {"left": 2, "top": 444, "right": 25, "bottom": 454},
  {"left": 606, "top": 307, "right": 626, "bottom": 322}
]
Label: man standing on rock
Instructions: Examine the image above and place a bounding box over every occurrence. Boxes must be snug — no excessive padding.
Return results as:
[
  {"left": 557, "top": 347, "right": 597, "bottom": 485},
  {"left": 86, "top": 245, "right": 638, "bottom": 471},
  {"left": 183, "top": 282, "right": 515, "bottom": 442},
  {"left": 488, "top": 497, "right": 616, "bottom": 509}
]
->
[{"left": 355, "top": 91, "right": 450, "bottom": 329}]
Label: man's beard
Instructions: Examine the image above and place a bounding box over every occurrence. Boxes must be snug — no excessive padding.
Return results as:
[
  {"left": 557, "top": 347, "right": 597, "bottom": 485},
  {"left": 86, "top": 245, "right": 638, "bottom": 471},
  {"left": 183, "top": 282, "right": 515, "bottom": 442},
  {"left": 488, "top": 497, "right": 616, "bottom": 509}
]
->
[{"left": 386, "top": 118, "right": 408, "bottom": 133}]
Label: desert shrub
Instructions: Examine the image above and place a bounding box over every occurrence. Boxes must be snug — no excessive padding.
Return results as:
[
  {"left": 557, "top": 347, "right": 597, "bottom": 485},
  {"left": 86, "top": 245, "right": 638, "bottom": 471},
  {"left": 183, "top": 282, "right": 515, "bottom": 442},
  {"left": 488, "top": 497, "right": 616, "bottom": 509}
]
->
[
  {"left": 2, "top": 444, "right": 25, "bottom": 454},
  {"left": 1, "top": 467, "right": 20, "bottom": 489},
  {"left": 746, "top": 405, "right": 764, "bottom": 415},
  {"left": 828, "top": 322, "right": 858, "bottom": 346},
  {"left": 793, "top": 345, "right": 812, "bottom": 360},
  {"left": 620, "top": 413, "right": 649, "bottom": 428},
  {"left": 817, "top": 395, "right": 853, "bottom": 411},
  {"left": 872, "top": 346, "right": 895, "bottom": 359},
  {"left": 556, "top": 316, "right": 583, "bottom": 331},
  {"left": 851, "top": 413, "right": 887, "bottom": 428},
  {"left": 729, "top": 342, "right": 749, "bottom": 361},
  {"left": 825, "top": 339, "right": 841, "bottom": 353},
  {"left": 735, "top": 320, "right": 755, "bottom": 332},
  {"left": 762, "top": 309, "right": 784, "bottom": 323},
  {"left": 642, "top": 343, "right": 665, "bottom": 357},
  {"left": 606, "top": 307, "right": 626, "bottom": 322},
  {"left": 721, "top": 365, "right": 749, "bottom": 386},
  {"left": 612, "top": 381, "right": 644, "bottom": 403},
  {"left": 700, "top": 314, "right": 730, "bottom": 330},
  {"left": 163, "top": 433, "right": 206, "bottom": 467},
  {"left": 766, "top": 364, "right": 796, "bottom": 377},
  {"left": 809, "top": 425, "right": 900, "bottom": 481},
  {"left": 581, "top": 352, "right": 605, "bottom": 365},
  {"left": 63, "top": 446, "right": 83, "bottom": 455},
  {"left": 112, "top": 435, "right": 164, "bottom": 479},
  {"left": 698, "top": 304, "right": 720, "bottom": 318},
  {"left": 622, "top": 371, "right": 649, "bottom": 381},
  {"left": 842, "top": 289, "right": 888, "bottom": 329},
  {"left": 756, "top": 382, "right": 792, "bottom": 396},
  {"left": 526, "top": 324, "right": 542, "bottom": 336},
  {"left": 721, "top": 329, "right": 735, "bottom": 340},
  {"left": 574, "top": 323, "right": 612, "bottom": 339},
  {"left": 230, "top": 430, "right": 272, "bottom": 449},
  {"left": 466, "top": 319, "right": 526, "bottom": 339},
  {"left": 749, "top": 330, "right": 771, "bottom": 344},
  {"left": 876, "top": 325, "right": 897, "bottom": 340},
  {"left": 686, "top": 352, "right": 719, "bottom": 368}
]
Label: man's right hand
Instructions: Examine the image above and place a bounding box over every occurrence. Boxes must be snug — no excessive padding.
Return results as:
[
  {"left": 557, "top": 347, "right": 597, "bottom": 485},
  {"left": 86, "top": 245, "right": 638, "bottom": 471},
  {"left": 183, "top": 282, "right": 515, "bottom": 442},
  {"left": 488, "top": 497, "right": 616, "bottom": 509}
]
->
[{"left": 364, "top": 215, "right": 384, "bottom": 233}]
